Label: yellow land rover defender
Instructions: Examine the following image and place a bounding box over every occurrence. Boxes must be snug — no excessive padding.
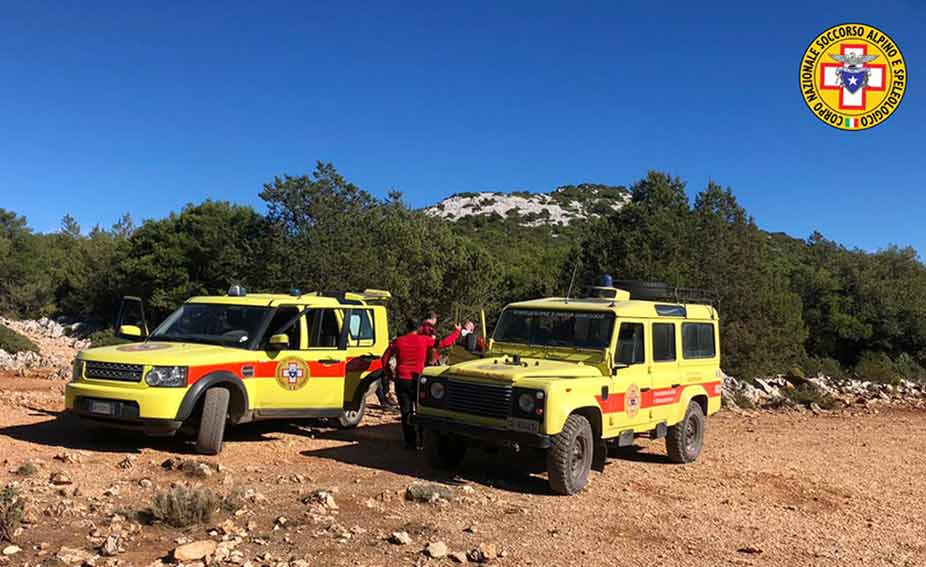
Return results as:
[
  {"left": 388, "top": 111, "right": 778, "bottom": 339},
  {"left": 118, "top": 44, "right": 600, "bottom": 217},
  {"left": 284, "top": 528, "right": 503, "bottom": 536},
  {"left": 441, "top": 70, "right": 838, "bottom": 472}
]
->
[
  {"left": 415, "top": 277, "right": 722, "bottom": 495},
  {"left": 66, "top": 287, "right": 390, "bottom": 454}
]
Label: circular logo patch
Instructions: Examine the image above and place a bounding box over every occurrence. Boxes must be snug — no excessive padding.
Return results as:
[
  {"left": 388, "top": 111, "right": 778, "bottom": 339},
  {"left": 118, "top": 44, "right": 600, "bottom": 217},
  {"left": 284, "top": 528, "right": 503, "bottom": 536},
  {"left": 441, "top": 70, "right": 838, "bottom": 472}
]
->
[
  {"left": 800, "top": 23, "right": 906, "bottom": 130},
  {"left": 275, "top": 358, "right": 310, "bottom": 391},
  {"left": 625, "top": 383, "right": 642, "bottom": 419}
]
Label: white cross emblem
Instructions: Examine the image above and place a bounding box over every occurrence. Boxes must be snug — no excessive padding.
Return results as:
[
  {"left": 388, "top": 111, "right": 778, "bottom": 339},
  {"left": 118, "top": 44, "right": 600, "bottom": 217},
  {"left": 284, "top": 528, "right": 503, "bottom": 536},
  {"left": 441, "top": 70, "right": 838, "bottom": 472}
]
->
[
  {"left": 285, "top": 362, "right": 304, "bottom": 384},
  {"left": 820, "top": 44, "right": 885, "bottom": 110}
]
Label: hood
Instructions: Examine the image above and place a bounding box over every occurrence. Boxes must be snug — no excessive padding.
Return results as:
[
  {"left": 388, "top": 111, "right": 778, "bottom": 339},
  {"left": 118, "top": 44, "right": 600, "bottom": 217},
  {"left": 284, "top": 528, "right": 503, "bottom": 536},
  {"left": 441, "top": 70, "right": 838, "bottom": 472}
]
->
[
  {"left": 77, "top": 341, "right": 254, "bottom": 366},
  {"left": 436, "top": 356, "right": 604, "bottom": 383}
]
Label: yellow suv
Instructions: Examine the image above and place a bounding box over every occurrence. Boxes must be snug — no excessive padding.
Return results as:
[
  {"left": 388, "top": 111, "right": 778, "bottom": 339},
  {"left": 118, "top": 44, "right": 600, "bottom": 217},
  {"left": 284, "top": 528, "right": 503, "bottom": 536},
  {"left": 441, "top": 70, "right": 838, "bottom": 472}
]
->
[
  {"left": 66, "top": 287, "right": 390, "bottom": 454},
  {"left": 415, "top": 278, "right": 722, "bottom": 495}
]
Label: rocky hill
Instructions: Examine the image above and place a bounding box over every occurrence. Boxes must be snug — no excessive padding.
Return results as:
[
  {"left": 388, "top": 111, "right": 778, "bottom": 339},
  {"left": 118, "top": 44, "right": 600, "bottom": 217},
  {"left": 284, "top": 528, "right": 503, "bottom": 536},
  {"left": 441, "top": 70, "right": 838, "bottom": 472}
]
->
[{"left": 423, "top": 183, "right": 629, "bottom": 226}]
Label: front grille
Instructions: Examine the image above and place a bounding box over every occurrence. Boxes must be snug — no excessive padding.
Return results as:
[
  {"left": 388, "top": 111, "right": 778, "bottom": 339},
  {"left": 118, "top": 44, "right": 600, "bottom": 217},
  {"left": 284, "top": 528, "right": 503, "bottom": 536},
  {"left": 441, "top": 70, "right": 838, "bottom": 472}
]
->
[
  {"left": 84, "top": 361, "right": 144, "bottom": 382},
  {"left": 445, "top": 379, "right": 512, "bottom": 419}
]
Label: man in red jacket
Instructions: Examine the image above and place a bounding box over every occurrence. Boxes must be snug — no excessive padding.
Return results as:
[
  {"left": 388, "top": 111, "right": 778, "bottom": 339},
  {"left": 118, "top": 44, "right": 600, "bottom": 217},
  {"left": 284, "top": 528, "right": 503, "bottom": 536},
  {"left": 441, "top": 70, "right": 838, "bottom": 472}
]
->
[{"left": 382, "top": 317, "right": 461, "bottom": 448}]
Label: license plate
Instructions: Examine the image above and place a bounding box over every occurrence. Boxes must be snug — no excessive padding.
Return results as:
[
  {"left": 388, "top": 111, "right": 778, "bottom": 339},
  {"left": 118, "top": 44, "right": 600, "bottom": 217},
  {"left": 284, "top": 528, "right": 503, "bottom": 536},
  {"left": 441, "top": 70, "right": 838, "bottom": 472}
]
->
[
  {"left": 507, "top": 418, "right": 539, "bottom": 433},
  {"left": 89, "top": 401, "right": 115, "bottom": 416}
]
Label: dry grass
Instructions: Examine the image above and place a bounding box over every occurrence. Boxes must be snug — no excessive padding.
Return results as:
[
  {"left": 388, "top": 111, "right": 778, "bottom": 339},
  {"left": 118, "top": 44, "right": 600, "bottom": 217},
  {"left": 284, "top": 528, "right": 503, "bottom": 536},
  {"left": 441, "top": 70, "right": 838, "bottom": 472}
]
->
[
  {"left": 148, "top": 486, "right": 220, "bottom": 528},
  {"left": 0, "top": 485, "right": 24, "bottom": 542}
]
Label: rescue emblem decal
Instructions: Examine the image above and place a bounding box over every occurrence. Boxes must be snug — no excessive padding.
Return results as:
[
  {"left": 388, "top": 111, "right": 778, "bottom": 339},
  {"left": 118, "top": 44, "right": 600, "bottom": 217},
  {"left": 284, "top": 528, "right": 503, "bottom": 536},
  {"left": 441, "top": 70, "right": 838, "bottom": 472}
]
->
[
  {"left": 625, "top": 383, "right": 642, "bottom": 419},
  {"left": 116, "top": 343, "right": 172, "bottom": 352},
  {"left": 275, "top": 358, "right": 310, "bottom": 391},
  {"left": 800, "top": 23, "right": 906, "bottom": 130}
]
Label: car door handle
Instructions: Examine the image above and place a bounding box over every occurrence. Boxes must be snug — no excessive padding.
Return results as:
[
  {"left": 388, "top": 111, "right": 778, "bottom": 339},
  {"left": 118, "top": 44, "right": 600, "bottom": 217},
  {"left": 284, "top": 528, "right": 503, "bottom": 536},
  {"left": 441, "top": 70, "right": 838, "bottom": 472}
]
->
[{"left": 318, "top": 358, "right": 341, "bottom": 365}]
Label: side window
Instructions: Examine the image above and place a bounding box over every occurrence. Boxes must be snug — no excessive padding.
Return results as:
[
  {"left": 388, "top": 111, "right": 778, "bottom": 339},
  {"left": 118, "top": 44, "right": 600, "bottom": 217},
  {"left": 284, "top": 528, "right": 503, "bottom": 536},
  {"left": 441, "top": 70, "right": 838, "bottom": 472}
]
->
[
  {"left": 653, "top": 323, "right": 676, "bottom": 362},
  {"left": 347, "top": 310, "right": 375, "bottom": 347},
  {"left": 307, "top": 309, "right": 343, "bottom": 348},
  {"left": 616, "top": 322, "right": 645, "bottom": 365},
  {"left": 264, "top": 307, "right": 302, "bottom": 349},
  {"left": 682, "top": 323, "right": 716, "bottom": 359}
]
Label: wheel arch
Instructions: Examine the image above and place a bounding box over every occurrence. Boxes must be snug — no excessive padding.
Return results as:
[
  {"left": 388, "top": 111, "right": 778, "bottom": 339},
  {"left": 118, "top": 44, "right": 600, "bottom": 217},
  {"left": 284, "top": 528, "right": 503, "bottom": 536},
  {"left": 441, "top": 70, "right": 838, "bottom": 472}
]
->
[
  {"left": 569, "top": 405, "right": 606, "bottom": 472},
  {"left": 345, "top": 369, "right": 383, "bottom": 411},
  {"left": 177, "top": 372, "right": 249, "bottom": 424}
]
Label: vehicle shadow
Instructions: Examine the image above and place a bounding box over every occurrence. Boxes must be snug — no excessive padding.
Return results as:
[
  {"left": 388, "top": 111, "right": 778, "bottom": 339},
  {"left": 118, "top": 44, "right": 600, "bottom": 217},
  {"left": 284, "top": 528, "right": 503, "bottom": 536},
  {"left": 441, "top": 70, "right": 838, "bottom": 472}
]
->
[
  {"left": 0, "top": 406, "right": 301, "bottom": 455},
  {"left": 299, "top": 423, "right": 554, "bottom": 495},
  {"left": 609, "top": 444, "right": 674, "bottom": 464}
]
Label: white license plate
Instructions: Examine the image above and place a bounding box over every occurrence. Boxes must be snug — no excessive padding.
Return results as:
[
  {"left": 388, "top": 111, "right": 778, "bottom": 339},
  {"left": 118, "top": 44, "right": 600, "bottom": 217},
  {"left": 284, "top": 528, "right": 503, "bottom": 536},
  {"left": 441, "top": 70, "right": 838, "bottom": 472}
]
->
[
  {"left": 89, "top": 401, "right": 115, "bottom": 416},
  {"left": 507, "top": 418, "right": 539, "bottom": 433}
]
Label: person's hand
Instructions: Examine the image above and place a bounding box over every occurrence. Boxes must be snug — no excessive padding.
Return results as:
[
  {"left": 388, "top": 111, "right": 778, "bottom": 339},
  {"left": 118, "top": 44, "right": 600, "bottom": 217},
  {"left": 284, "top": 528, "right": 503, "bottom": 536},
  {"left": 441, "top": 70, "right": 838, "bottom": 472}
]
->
[{"left": 454, "top": 323, "right": 462, "bottom": 331}]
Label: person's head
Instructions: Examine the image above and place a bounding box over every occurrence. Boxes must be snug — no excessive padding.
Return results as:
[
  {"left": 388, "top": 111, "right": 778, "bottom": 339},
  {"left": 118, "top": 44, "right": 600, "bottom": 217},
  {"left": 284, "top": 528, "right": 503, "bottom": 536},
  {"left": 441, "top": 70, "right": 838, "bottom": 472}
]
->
[
  {"left": 463, "top": 320, "right": 476, "bottom": 333},
  {"left": 424, "top": 311, "right": 438, "bottom": 326},
  {"left": 404, "top": 318, "right": 419, "bottom": 334}
]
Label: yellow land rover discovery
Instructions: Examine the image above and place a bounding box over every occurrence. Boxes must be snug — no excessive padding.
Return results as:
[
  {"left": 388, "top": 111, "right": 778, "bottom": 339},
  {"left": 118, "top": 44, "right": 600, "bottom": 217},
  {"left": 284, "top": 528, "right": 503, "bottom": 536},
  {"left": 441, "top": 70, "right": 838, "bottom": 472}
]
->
[
  {"left": 415, "top": 277, "right": 722, "bottom": 495},
  {"left": 66, "top": 287, "right": 390, "bottom": 454}
]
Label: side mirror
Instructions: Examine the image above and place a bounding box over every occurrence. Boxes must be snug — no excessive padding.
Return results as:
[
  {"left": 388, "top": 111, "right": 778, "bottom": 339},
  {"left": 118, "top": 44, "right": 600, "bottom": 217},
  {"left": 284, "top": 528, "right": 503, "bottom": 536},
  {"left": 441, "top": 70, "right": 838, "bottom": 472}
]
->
[
  {"left": 118, "top": 325, "right": 143, "bottom": 339},
  {"left": 268, "top": 334, "right": 289, "bottom": 350}
]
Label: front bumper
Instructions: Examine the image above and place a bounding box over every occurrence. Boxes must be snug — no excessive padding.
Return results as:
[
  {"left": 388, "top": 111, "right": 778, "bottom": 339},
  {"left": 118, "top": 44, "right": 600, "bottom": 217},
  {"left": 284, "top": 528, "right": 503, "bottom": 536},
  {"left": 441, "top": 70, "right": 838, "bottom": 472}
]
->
[
  {"left": 66, "top": 381, "right": 187, "bottom": 436},
  {"left": 414, "top": 414, "right": 552, "bottom": 449}
]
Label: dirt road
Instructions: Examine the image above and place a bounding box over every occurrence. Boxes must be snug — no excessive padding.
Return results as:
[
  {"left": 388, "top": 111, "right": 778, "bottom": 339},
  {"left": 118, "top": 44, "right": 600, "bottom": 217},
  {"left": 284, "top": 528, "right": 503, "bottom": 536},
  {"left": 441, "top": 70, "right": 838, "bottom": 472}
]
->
[{"left": 0, "top": 374, "right": 924, "bottom": 567}]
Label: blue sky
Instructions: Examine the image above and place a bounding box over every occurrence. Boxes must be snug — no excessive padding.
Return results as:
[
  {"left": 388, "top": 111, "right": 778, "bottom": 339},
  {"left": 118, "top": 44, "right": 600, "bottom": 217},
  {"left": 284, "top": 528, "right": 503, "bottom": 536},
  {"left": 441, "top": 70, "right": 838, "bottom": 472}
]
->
[{"left": 0, "top": 1, "right": 922, "bottom": 256}]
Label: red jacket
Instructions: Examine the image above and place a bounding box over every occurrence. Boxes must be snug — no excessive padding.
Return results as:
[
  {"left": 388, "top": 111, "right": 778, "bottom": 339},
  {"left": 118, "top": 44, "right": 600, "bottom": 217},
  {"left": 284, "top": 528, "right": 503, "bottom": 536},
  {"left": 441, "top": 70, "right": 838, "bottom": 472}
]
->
[{"left": 382, "top": 328, "right": 461, "bottom": 381}]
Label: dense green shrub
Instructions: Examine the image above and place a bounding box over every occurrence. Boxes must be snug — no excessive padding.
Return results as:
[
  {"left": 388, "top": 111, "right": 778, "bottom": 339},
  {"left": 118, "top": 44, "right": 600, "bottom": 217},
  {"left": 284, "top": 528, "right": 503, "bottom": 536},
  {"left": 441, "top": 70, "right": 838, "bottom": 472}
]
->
[
  {"left": 854, "top": 352, "right": 901, "bottom": 385},
  {"left": 87, "top": 329, "right": 130, "bottom": 347},
  {"left": 0, "top": 323, "right": 38, "bottom": 354}
]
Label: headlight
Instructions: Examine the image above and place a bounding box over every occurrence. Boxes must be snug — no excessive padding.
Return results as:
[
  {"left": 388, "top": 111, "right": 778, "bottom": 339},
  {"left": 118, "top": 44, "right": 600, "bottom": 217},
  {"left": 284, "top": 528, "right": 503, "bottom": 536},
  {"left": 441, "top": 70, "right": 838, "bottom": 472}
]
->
[
  {"left": 518, "top": 392, "right": 535, "bottom": 413},
  {"left": 71, "top": 359, "right": 83, "bottom": 382},
  {"left": 144, "top": 366, "right": 188, "bottom": 387},
  {"left": 429, "top": 382, "right": 446, "bottom": 400}
]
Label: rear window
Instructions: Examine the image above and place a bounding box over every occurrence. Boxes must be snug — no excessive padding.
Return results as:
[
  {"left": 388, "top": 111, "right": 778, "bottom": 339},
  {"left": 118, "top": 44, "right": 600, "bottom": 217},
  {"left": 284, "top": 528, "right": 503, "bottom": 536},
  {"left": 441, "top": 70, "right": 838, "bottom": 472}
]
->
[
  {"left": 653, "top": 323, "right": 676, "bottom": 362},
  {"left": 682, "top": 323, "right": 715, "bottom": 359}
]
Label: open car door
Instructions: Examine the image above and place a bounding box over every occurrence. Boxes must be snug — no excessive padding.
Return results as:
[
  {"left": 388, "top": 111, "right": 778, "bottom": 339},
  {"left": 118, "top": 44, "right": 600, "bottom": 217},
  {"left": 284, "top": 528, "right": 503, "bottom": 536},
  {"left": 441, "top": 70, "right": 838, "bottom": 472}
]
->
[
  {"left": 446, "top": 305, "right": 489, "bottom": 365},
  {"left": 115, "top": 296, "right": 149, "bottom": 340}
]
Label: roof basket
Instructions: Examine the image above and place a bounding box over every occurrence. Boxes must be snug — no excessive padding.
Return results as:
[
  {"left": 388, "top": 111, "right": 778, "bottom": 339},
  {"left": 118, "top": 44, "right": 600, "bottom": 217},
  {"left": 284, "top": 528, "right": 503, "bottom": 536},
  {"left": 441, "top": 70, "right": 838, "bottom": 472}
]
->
[{"left": 612, "top": 280, "right": 716, "bottom": 305}]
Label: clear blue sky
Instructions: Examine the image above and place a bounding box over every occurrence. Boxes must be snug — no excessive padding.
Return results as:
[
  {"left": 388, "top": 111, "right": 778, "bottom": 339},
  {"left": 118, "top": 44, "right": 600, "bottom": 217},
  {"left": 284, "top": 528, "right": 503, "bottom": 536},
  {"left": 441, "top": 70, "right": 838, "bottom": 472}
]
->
[{"left": 0, "top": 1, "right": 922, "bottom": 256}]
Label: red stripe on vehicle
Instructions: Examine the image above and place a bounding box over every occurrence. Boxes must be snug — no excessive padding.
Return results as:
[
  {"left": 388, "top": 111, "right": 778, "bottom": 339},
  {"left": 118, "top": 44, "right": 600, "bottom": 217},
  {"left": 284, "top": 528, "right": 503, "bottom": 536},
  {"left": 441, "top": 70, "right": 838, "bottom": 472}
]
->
[
  {"left": 595, "top": 381, "right": 721, "bottom": 414},
  {"left": 187, "top": 356, "right": 379, "bottom": 384}
]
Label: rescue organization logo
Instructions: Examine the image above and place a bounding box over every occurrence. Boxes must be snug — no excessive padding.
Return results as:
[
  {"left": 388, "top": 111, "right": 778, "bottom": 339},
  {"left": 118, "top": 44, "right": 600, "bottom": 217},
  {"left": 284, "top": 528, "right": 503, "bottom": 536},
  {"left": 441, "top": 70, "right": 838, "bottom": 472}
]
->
[
  {"left": 625, "top": 383, "right": 642, "bottom": 419},
  {"left": 275, "top": 358, "right": 310, "bottom": 391},
  {"left": 800, "top": 23, "right": 906, "bottom": 131}
]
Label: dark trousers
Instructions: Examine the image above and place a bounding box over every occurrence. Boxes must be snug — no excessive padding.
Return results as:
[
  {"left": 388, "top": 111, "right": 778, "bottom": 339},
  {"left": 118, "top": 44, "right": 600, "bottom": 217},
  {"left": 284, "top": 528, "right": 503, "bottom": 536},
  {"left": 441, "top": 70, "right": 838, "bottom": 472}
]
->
[
  {"left": 376, "top": 373, "right": 392, "bottom": 406},
  {"left": 395, "top": 379, "right": 419, "bottom": 447}
]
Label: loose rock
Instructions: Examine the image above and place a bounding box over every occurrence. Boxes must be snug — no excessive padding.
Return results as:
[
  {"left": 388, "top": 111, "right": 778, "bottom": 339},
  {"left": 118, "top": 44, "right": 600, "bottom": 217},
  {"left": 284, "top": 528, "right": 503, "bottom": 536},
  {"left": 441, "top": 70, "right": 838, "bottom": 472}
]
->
[
  {"left": 425, "top": 541, "right": 449, "bottom": 558},
  {"left": 174, "top": 540, "right": 218, "bottom": 562},
  {"left": 389, "top": 531, "right": 413, "bottom": 545}
]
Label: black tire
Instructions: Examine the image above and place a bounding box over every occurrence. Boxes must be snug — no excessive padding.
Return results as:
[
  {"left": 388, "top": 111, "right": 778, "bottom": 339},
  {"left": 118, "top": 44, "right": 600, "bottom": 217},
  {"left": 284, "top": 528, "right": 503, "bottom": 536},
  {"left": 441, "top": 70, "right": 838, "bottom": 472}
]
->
[
  {"left": 666, "top": 401, "right": 705, "bottom": 463},
  {"left": 196, "top": 387, "right": 230, "bottom": 455},
  {"left": 425, "top": 431, "right": 467, "bottom": 469},
  {"left": 546, "top": 414, "right": 594, "bottom": 495},
  {"left": 337, "top": 394, "right": 367, "bottom": 429}
]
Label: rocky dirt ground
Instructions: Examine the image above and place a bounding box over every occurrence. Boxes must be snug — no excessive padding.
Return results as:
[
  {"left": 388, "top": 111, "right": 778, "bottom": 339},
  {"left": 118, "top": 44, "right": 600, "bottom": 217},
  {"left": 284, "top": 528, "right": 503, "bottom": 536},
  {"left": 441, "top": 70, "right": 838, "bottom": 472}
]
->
[{"left": 0, "top": 373, "right": 924, "bottom": 567}]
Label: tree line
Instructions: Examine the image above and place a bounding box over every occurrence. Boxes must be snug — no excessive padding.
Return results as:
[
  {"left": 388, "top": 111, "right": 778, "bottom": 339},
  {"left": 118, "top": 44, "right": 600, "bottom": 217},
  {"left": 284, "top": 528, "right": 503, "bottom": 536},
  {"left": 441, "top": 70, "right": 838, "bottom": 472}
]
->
[{"left": 1, "top": 163, "right": 924, "bottom": 382}]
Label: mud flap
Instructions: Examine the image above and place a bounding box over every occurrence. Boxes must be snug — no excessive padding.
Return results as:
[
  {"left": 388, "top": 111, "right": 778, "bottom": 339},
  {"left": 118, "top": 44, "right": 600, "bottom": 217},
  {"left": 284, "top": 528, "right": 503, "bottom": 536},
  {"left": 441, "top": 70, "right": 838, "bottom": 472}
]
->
[{"left": 593, "top": 439, "right": 607, "bottom": 472}]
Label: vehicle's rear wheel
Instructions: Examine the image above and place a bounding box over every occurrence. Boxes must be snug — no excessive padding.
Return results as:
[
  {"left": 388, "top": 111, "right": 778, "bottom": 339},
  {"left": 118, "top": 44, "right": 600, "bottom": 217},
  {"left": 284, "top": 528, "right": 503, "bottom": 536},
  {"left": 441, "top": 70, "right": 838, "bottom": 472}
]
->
[
  {"left": 196, "top": 387, "right": 230, "bottom": 455},
  {"left": 336, "top": 394, "right": 367, "bottom": 429},
  {"left": 666, "top": 401, "right": 705, "bottom": 463},
  {"left": 546, "top": 414, "right": 594, "bottom": 495},
  {"left": 425, "top": 432, "right": 467, "bottom": 469}
]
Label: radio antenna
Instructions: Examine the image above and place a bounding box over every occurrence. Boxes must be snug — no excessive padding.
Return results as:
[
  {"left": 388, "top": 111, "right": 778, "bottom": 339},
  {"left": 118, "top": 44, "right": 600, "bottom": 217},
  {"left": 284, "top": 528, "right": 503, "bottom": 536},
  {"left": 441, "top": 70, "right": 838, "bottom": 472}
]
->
[{"left": 564, "top": 262, "right": 579, "bottom": 304}]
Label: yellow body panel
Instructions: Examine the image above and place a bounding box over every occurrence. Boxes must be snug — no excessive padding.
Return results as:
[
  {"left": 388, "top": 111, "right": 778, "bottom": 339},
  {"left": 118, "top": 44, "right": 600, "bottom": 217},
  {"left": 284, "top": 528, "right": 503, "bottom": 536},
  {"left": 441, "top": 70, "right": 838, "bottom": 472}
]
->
[
  {"left": 419, "top": 293, "right": 722, "bottom": 440},
  {"left": 66, "top": 291, "right": 390, "bottom": 428}
]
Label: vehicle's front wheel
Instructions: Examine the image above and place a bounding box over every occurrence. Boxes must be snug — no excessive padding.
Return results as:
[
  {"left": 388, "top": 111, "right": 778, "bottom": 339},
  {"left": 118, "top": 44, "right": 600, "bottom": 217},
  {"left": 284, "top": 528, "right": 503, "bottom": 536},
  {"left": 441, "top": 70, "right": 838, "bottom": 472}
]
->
[
  {"left": 336, "top": 395, "right": 367, "bottom": 429},
  {"left": 546, "top": 414, "right": 594, "bottom": 495},
  {"left": 196, "top": 387, "right": 230, "bottom": 455},
  {"left": 666, "top": 401, "right": 705, "bottom": 463},
  {"left": 425, "top": 432, "right": 467, "bottom": 469}
]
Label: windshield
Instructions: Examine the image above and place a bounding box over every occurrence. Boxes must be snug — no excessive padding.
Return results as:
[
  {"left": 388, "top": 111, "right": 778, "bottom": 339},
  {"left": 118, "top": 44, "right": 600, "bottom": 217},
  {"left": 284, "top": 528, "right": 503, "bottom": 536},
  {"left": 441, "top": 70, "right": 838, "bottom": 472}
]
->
[
  {"left": 149, "top": 303, "right": 272, "bottom": 349},
  {"left": 493, "top": 309, "right": 615, "bottom": 349}
]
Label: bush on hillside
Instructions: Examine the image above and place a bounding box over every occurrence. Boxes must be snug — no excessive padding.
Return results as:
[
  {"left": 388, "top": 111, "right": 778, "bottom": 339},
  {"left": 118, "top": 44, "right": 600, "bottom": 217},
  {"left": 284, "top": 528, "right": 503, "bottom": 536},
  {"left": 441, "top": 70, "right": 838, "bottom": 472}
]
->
[
  {"left": 87, "top": 328, "right": 130, "bottom": 347},
  {"left": 0, "top": 323, "right": 39, "bottom": 355},
  {"left": 854, "top": 352, "right": 902, "bottom": 385}
]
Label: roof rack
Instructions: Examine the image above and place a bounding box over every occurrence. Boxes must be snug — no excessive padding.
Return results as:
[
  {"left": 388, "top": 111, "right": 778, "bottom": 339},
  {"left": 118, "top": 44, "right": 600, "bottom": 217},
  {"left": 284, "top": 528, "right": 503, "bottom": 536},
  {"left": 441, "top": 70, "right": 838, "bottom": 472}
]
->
[{"left": 612, "top": 280, "right": 716, "bottom": 306}]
